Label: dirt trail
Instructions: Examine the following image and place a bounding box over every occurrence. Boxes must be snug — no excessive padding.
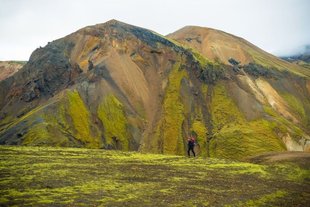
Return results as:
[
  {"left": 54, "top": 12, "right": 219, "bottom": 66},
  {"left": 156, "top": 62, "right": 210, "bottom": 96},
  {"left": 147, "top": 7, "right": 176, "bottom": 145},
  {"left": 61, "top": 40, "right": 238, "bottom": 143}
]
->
[{"left": 247, "top": 151, "right": 310, "bottom": 168}]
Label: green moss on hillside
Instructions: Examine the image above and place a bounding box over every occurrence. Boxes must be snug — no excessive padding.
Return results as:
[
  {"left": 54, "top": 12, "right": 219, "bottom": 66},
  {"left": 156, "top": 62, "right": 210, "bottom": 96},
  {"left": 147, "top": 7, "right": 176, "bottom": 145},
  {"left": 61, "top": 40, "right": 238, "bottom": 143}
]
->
[
  {"left": 280, "top": 93, "right": 310, "bottom": 137},
  {"left": 41, "top": 102, "right": 84, "bottom": 147},
  {"left": 201, "top": 84, "right": 208, "bottom": 95},
  {"left": 97, "top": 95, "right": 129, "bottom": 150},
  {"left": 153, "top": 62, "right": 187, "bottom": 155},
  {"left": 190, "top": 48, "right": 210, "bottom": 67},
  {"left": 263, "top": 105, "right": 306, "bottom": 144},
  {"left": 210, "top": 83, "right": 286, "bottom": 160},
  {"left": 16, "top": 100, "right": 72, "bottom": 146},
  {"left": 211, "top": 84, "right": 245, "bottom": 131},
  {"left": 281, "top": 93, "right": 306, "bottom": 122},
  {"left": 210, "top": 120, "right": 286, "bottom": 160},
  {"left": 66, "top": 90, "right": 99, "bottom": 148},
  {"left": 0, "top": 98, "right": 67, "bottom": 146},
  {"left": 23, "top": 122, "right": 50, "bottom": 145},
  {"left": 56, "top": 103, "right": 72, "bottom": 134},
  {"left": 192, "top": 120, "right": 207, "bottom": 156}
]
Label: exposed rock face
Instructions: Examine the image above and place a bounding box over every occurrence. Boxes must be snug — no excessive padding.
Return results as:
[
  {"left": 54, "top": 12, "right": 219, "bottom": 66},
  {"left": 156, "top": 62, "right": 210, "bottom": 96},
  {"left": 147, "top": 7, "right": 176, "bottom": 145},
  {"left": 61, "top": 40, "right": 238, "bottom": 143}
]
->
[{"left": 0, "top": 20, "right": 309, "bottom": 160}]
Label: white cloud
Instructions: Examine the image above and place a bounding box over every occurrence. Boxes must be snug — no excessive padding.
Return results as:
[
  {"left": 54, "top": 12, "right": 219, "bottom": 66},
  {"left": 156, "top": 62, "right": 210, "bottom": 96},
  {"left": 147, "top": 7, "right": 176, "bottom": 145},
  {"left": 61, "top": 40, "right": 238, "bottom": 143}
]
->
[{"left": 0, "top": 0, "right": 309, "bottom": 60}]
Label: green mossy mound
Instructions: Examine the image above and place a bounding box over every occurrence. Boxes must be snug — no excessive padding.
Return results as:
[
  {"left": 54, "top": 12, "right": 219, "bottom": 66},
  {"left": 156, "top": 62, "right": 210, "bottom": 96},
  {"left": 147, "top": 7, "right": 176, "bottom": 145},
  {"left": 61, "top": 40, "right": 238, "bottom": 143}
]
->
[
  {"left": 97, "top": 94, "right": 130, "bottom": 150},
  {"left": 152, "top": 62, "right": 188, "bottom": 155},
  {"left": 210, "top": 83, "right": 286, "bottom": 159}
]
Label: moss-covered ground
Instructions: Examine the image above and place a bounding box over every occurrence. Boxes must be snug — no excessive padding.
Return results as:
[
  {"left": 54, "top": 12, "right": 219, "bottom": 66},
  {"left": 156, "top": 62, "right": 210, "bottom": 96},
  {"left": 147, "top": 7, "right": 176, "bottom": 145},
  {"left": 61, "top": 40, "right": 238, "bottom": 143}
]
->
[{"left": 0, "top": 146, "right": 309, "bottom": 206}]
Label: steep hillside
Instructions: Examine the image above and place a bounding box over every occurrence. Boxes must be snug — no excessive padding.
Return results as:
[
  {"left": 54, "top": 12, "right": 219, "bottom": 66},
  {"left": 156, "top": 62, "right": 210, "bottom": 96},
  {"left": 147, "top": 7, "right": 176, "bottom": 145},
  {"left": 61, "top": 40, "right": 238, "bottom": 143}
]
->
[
  {"left": 168, "top": 26, "right": 310, "bottom": 157},
  {"left": 0, "top": 20, "right": 212, "bottom": 154},
  {"left": 0, "top": 61, "right": 26, "bottom": 81},
  {"left": 0, "top": 20, "right": 309, "bottom": 160}
]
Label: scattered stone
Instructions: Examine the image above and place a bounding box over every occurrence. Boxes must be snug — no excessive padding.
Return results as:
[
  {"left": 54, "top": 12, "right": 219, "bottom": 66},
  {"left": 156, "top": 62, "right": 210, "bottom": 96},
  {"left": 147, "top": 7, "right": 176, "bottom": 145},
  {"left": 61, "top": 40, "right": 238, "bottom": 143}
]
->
[
  {"left": 228, "top": 58, "right": 240, "bottom": 66},
  {"left": 88, "top": 60, "right": 94, "bottom": 71}
]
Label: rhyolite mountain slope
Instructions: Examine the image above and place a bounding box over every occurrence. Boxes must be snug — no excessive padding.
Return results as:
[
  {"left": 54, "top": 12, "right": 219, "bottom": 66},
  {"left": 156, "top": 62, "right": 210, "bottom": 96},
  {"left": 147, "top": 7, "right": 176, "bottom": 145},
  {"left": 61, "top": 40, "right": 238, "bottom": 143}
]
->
[
  {"left": 0, "top": 20, "right": 309, "bottom": 160},
  {"left": 0, "top": 61, "right": 26, "bottom": 81},
  {"left": 168, "top": 26, "right": 310, "bottom": 154},
  {"left": 167, "top": 26, "right": 310, "bottom": 77}
]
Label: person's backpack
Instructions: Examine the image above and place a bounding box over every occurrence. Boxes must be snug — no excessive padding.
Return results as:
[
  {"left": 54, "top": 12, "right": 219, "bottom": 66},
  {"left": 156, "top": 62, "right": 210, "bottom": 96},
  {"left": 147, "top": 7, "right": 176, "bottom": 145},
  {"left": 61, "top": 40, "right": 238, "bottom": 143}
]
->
[{"left": 191, "top": 138, "right": 196, "bottom": 145}]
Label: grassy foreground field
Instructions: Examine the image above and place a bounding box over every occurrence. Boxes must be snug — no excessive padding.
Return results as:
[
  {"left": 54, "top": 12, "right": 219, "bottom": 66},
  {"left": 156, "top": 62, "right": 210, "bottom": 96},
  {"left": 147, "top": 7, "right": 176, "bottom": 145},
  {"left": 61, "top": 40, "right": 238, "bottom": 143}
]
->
[{"left": 0, "top": 146, "right": 309, "bottom": 206}]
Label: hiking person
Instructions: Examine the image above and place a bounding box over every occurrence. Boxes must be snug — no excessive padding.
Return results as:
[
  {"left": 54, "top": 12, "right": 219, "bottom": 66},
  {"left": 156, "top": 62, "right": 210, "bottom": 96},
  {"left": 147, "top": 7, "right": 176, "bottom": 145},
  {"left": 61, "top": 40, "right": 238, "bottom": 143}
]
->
[{"left": 187, "top": 136, "right": 196, "bottom": 157}]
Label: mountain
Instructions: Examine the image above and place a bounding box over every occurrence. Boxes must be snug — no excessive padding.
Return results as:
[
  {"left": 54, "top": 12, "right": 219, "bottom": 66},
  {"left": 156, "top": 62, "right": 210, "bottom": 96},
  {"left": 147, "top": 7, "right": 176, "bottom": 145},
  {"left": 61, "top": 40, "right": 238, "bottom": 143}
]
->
[
  {"left": 0, "top": 20, "right": 309, "bottom": 160},
  {"left": 281, "top": 46, "right": 310, "bottom": 69},
  {"left": 167, "top": 26, "right": 310, "bottom": 77},
  {"left": 0, "top": 61, "right": 26, "bottom": 81}
]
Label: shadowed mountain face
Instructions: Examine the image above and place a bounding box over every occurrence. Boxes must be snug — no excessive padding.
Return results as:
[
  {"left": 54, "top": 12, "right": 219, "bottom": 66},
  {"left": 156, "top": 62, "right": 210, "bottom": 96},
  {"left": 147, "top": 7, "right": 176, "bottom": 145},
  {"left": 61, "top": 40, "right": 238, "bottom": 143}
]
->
[{"left": 0, "top": 20, "right": 309, "bottom": 160}]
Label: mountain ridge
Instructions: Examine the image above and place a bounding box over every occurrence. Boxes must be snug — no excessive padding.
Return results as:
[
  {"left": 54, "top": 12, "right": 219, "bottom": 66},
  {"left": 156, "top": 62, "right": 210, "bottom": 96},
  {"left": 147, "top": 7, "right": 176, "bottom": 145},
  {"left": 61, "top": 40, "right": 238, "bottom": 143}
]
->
[
  {"left": 168, "top": 25, "right": 310, "bottom": 77},
  {"left": 0, "top": 20, "right": 309, "bottom": 160}
]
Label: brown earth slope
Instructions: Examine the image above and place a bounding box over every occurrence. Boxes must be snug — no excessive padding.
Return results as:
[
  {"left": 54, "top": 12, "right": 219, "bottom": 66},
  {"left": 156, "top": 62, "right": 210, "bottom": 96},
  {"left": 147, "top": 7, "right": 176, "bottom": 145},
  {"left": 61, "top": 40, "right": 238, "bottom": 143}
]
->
[
  {"left": 247, "top": 151, "right": 310, "bottom": 169},
  {"left": 167, "top": 26, "right": 310, "bottom": 77}
]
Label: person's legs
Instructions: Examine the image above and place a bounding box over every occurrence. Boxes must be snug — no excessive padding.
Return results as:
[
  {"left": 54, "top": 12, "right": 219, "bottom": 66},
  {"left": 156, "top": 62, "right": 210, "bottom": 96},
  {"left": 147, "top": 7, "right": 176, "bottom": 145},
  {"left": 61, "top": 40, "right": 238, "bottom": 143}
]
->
[
  {"left": 188, "top": 146, "right": 195, "bottom": 157},
  {"left": 191, "top": 148, "right": 195, "bottom": 157}
]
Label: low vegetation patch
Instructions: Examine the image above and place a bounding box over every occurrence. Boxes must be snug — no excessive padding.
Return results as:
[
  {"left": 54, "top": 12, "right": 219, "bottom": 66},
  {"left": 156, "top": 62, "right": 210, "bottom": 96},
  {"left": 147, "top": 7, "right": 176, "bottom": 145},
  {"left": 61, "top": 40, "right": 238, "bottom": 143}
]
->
[{"left": 0, "top": 146, "right": 309, "bottom": 206}]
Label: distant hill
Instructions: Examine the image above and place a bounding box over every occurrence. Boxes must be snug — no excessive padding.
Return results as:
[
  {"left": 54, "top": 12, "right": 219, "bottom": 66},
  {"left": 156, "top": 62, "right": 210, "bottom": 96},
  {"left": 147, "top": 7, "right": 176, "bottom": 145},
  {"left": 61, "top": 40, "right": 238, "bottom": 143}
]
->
[
  {"left": 167, "top": 26, "right": 310, "bottom": 76},
  {"left": 281, "top": 46, "right": 310, "bottom": 69},
  {"left": 0, "top": 61, "right": 26, "bottom": 81},
  {"left": 0, "top": 20, "right": 309, "bottom": 160}
]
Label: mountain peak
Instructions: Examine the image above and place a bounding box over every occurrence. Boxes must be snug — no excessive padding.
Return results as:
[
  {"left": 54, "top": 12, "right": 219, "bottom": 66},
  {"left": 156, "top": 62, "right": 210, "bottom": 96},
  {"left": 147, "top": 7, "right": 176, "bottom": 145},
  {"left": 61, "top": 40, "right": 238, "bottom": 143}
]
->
[
  {"left": 106, "top": 18, "right": 123, "bottom": 23},
  {"left": 102, "top": 19, "right": 128, "bottom": 26},
  {"left": 74, "top": 19, "right": 132, "bottom": 36}
]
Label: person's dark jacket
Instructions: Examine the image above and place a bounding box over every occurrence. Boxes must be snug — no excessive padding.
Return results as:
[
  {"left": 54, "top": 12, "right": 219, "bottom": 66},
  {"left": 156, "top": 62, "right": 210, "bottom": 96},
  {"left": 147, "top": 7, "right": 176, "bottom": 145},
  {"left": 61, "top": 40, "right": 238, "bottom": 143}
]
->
[{"left": 188, "top": 139, "right": 195, "bottom": 148}]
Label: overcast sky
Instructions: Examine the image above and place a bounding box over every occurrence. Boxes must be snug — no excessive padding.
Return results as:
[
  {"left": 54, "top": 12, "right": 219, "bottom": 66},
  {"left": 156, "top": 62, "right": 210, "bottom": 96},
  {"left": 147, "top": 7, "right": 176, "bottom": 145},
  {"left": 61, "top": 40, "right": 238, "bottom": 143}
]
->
[{"left": 0, "top": 0, "right": 309, "bottom": 60}]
